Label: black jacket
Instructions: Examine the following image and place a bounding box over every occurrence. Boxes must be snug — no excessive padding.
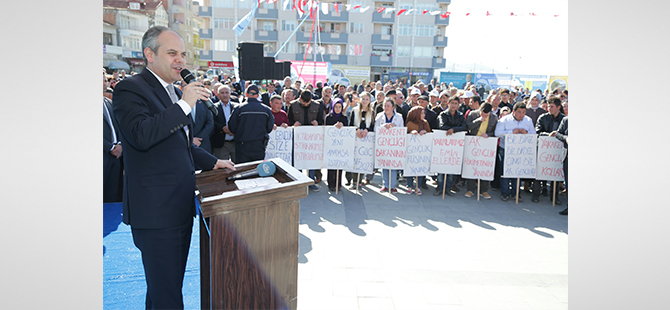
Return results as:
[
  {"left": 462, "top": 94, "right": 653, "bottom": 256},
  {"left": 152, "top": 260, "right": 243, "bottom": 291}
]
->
[
  {"left": 438, "top": 109, "right": 467, "bottom": 133},
  {"left": 228, "top": 97, "right": 274, "bottom": 142},
  {"left": 535, "top": 112, "right": 566, "bottom": 136}
]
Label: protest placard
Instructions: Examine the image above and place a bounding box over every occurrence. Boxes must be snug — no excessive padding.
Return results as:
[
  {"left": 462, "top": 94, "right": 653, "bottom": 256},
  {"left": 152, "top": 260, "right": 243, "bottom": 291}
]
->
[
  {"left": 404, "top": 133, "right": 433, "bottom": 177},
  {"left": 347, "top": 132, "right": 375, "bottom": 174},
  {"left": 461, "top": 136, "right": 498, "bottom": 181},
  {"left": 536, "top": 136, "right": 565, "bottom": 181},
  {"left": 430, "top": 131, "right": 466, "bottom": 175},
  {"left": 264, "top": 127, "right": 293, "bottom": 164},
  {"left": 502, "top": 134, "right": 537, "bottom": 178},
  {"left": 322, "top": 126, "right": 356, "bottom": 170},
  {"left": 374, "top": 126, "right": 407, "bottom": 169},
  {"left": 293, "top": 126, "right": 324, "bottom": 170}
]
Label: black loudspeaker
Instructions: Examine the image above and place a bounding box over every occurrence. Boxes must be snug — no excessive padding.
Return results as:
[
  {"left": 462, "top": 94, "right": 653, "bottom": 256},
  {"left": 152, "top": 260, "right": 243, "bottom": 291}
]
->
[
  {"left": 282, "top": 61, "right": 292, "bottom": 80},
  {"left": 263, "top": 57, "right": 275, "bottom": 81},
  {"left": 237, "top": 41, "right": 264, "bottom": 80},
  {"left": 273, "top": 61, "right": 285, "bottom": 80}
]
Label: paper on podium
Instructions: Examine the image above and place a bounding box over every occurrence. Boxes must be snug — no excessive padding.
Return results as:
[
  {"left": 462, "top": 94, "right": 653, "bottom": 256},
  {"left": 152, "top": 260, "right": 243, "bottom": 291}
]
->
[{"left": 234, "top": 177, "right": 280, "bottom": 190}]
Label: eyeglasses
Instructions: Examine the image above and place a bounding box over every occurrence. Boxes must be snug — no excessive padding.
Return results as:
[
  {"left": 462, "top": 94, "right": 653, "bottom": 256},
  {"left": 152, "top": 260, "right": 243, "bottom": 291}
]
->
[{"left": 204, "top": 83, "right": 211, "bottom": 86}]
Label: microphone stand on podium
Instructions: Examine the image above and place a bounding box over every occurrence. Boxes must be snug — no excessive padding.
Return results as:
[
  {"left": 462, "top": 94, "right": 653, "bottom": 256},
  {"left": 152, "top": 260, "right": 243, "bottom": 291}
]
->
[{"left": 195, "top": 158, "right": 313, "bottom": 310}]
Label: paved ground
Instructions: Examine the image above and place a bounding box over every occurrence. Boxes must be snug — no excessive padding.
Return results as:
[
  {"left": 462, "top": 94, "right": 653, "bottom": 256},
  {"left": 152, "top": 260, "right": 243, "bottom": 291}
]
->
[{"left": 296, "top": 170, "right": 568, "bottom": 310}]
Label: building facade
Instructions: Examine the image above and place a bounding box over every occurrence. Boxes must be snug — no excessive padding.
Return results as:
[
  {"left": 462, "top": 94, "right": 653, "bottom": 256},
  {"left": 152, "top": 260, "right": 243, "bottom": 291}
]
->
[{"left": 196, "top": 0, "right": 450, "bottom": 84}]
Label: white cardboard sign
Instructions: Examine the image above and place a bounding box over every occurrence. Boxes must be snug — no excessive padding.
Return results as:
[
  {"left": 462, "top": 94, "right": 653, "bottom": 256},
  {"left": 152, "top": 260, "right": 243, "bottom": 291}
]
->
[
  {"left": 429, "top": 131, "right": 466, "bottom": 175},
  {"left": 293, "top": 126, "right": 324, "bottom": 170}
]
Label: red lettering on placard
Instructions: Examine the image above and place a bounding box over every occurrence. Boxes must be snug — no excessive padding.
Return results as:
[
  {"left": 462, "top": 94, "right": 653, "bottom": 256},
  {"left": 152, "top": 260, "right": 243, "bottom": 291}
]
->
[{"left": 468, "top": 137, "right": 481, "bottom": 147}]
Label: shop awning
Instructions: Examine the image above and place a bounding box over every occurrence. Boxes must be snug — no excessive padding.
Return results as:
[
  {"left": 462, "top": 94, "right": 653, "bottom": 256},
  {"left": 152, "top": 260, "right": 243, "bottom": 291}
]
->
[
  {"left": 108, "top": 60, "right": 130, "bottom": 70},
  {"left": 127, "top": 58, "right": 145, "bottom": 66}
]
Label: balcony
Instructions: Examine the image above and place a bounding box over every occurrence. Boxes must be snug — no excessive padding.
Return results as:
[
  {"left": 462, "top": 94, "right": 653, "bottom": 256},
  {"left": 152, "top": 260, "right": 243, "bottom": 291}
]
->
[
  {"left": 433, "top": 36, "right": 448, "bottom": 47},
  {"left": 435, "top": 15, "right": 450, "bottom": 25},
  {"left": 255, "top": 30, "right": 278, "bottom": 41},
  {"left": 200, "top": 50, "right": 213, "bottom": 61},
  {"left": 295, "top": 54, "right": 348, "bottom": 64},
  {"left": 372, "top": 34, "right": 394, "bottom": 45},
  {"left": 256, "top": 8, "right": 278, "bottom": 19},
  {"left": 296, "top": 11, "right": 349, "bottom": 22},
  {"left": 432, "top": 57, "right": 446, "bottom": 69},
  {"left": 370, "top": 55, "right": 392, "bottom": 67},
  {"left": 199, "top": 28, "right": 212, "bottom": 39},
  {"left": 372, "top": 12, "right": 395, "bottom": 23},
  {"left": 296, "top": 31, "right": 348, "bottom": 44},
  {"left": 198, "top": 6, "right": 212, "bottom": 17}
]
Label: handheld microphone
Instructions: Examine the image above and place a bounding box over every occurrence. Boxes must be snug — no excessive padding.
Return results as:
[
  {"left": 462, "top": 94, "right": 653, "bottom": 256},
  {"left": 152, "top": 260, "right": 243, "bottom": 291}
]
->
[
  {"left": 226, "top": 161, "right": 276, "bottom": 181},
  {"left": 180, "top": 69, "right": 218, "bottom": 116}
]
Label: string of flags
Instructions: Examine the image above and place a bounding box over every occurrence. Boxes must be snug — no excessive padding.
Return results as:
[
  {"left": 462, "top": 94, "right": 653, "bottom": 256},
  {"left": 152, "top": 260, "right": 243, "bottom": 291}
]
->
[{"left": 260, "top": 0, "right": 561, "bottom": 18}]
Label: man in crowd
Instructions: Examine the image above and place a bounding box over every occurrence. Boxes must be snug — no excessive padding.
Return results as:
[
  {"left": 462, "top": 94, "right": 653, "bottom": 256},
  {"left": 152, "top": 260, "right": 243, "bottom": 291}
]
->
[
  {"left": 428, "top": 89, "right": 440, "bottom": 111},
  {"left": 103, "top": 71, "right": 122, "bottom": 203},
  {"left": 418, "top": 95, "right": 438, "bottom": 130},
  {"left": 317, "top": 86, "right": 334, "bottom": 120},
  {"left": 112, "top": 26, "right": 235, "bottom": 309},
  {"left": 499, "top": 88, "right": 514, "bottom": 112},
  {"left": 270, "top": 94, "right": 289, "bottom": 129},
  {"left": 532, "top": 96, "right": 566, "bottom": 204},
  {"left": 434, "top": 95, "right": 467, "bottom": 197},
  {"left": 281, "top": 88, "right": 296, "bottom": 112},
  {"left": 464, "top": 102, "right": 498, "bottom": 200},
  {"left": 260, "top": 82, "right": 277, "bottom": 106},
  {"left": 228, "top": 84, "right": 275, "bottom": 163},
  {"left": 433, "top": 90, "right": 450, "bottom": 115},
  {"left": 458, "top": 91, "right": 474, "bottom": 114},
  {"left": 211, "top": 84, "right": 238, "bottom": 162},
  {"left": 288, "top": 90, "right": 324, "bottom": 192},
  {"left": 191, "top": 93, "right": 215, "bottom": 156},
  {"left": 494, "top": 102, "right": 536, "bottom": 201}
]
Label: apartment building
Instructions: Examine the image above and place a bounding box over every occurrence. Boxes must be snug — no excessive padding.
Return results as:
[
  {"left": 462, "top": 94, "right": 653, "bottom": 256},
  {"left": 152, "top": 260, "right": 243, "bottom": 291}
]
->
[{"left": 196, "top": 0, "right": 450, "bottom": 85}]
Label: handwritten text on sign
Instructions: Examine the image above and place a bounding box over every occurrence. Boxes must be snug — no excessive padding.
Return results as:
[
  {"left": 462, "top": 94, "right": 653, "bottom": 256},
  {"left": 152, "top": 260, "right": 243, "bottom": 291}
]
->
[
  {"left": 374, "top": 126, "right": 407, "bottom": 169},
  {"left": 347, "top": 132, "right": 375, "bottom": 174},
  {"left": 503, "top": 134, "right": 537, "bottom": 178},
  {"left": 265, "top": 127, "right": 293, "bottom": 164},
  {"left": 461, "top": 136, "right": 498, "bottom": 181},
  {"left": 322, "top": 126, "right": 356, "bottom": 169},
  {"left": 404, "top": 133, "right": 433, "bottom": 177},
  {"left": 535, "top": 136, "right": 565, "bottom": 181},
  {"left": 430, "top": 131, "right": 465, "bottom": 175},
  {"left": 293, "top": 126, "right": 324, "bottom": 170}
]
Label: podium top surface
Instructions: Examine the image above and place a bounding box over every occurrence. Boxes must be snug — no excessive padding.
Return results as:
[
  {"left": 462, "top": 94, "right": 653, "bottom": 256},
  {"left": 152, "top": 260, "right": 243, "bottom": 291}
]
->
[{"left": 195, "top": 158, "right": 313, "bottom": 216}]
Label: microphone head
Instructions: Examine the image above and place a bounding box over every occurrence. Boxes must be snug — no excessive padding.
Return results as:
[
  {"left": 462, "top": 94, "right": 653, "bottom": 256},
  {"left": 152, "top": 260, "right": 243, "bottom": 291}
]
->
[
  {"left": 257, "top": 162, "right": 276, "bottom": 177},
  {"left": 180, "top": 69, "right": 195, "bottom": 84}
]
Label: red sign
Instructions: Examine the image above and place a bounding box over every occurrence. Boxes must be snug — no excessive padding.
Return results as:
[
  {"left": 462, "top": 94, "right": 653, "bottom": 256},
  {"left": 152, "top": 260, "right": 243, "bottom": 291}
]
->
[{"left": 208, "top": 61, "right": 233, "bottom": 68}]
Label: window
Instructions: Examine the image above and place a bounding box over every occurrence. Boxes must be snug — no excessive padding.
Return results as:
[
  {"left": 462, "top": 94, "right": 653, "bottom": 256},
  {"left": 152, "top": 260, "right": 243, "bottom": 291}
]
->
[
  {"left": 372, "top": 47, "right": 391, "bottom": 57},
  {"left": 119, "top": 15, "right": 130, "bottom": 29},
  {"left": 283, "top": 41, "right": 296, "bottom": 53},
  {"left": 212, "top": 0, "right": 234, "bottom": 8},
  {"left": 398, "top": 24, "right": 412, "bottom": 36},
  {"left": 396, "top": 46, "right": 411, "bottom": 57},
  {"left": 349, "top": 22, "right": 364, "bottom": 34},
  {"left": 263, "top": 42, "right": 275, "bottom": 54},
  {"left": 103, "top": 33, "right": 113, "bottom": 45},
  {"left": 214, "top": 39, "right": 234, "bottom": 51},
  {"left": 261, "top": 1, "right": 275, "bottom": 9},
  {"left": 122, "top": 37, "right": 141, "bottom": 50},
  {"left": 413, "top": 46, "right": 432, "bottom": 58},
  {"left": 326, "top": 45, "right": 342, "bottom": 55},
  {"left": 186, "top": 0, "right": 191, "bottom": 9},
  {"left": 239, "top": 0, "right": 253, "bottom": 9},
  {"left": 399, "top": 2, "right": 413, "bottom": 12},
  {"left": 348, "top": 44, "right": 363, "bottom": 56},
  {"left": 381, "top": 25, "right": 393, "bottom": 35},
  {"left": 281, "top": 20, "right": 295, "bottom": 31},
  {"left": 414, "top": 25, "right": 435, "bottom": 37},
  {"left": 212, "top": 18, "right": 234, "bottom": 29},
  {"left": 414, "top": 3, "right": 438, "bottom": 15},
  {"left": 262, "top": 21, "right": 275, "bottom": 31}
]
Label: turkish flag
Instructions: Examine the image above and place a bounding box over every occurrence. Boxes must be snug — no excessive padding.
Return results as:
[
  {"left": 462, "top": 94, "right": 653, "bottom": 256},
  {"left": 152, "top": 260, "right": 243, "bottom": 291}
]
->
[
  {"left": 486, "top": 11, "right": 491, "bottom": 16},
  {"left": 377, "top": 7, "right": 385, "bottom": 13},
  {"left": 440, "top": 12, "right": 451, "bottom": 18},
  {"left": 397, "top": 9, "right": 407, "bottom": 16}
]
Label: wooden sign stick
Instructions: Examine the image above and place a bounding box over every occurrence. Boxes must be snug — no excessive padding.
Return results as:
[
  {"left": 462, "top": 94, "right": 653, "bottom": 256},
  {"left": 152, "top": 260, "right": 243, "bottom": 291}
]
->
[
  {"left": 336, "top": 170, "right": 339, "bottom": 194},
  {"left": 515, "top": 178, "right": 520, "bottom": 204},
  {"left": 442, "top": 175, "right": 447, "bottom": 199}
]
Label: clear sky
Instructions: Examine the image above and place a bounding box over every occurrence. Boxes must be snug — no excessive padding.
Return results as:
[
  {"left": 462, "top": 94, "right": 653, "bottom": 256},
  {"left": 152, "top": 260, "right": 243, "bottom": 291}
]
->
[{"left": 442, "top": 0, "right": 568, "bottom": 76}]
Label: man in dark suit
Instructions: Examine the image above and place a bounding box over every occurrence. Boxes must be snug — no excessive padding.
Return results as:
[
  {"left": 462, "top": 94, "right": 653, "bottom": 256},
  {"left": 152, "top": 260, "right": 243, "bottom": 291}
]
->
[
  {"left": 260, "top": 82, "right": 277, "bottom": 107},
  {"left": 112, "top": 26, "right": 235, "bottom": 310},
  {"left": 191, "top": 99, "right": 214, "bottom": 155},
  {"left": 103, "top": 70, "right": 123, "bottom": 203},
  {"left": 211, "top": 84, "right": 238, "bottom": 162}
]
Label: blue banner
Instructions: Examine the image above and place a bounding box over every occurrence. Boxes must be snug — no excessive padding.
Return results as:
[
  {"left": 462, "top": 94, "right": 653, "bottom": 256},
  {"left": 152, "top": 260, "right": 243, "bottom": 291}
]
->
[{"left": 439, "top": 72, "right": 474, "bottom": 90}]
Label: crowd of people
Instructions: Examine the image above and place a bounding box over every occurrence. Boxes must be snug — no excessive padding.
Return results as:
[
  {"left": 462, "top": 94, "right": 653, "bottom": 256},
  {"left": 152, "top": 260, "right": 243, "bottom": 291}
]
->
[{"left": 105, "top": 67, "right": 569, "bottom": 216}]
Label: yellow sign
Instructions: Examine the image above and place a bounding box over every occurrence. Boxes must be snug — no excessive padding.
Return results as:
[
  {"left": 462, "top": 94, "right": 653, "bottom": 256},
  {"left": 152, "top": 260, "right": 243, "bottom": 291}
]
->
[{"left": 549, "top": 76, "right": 568, "bottom": 91}]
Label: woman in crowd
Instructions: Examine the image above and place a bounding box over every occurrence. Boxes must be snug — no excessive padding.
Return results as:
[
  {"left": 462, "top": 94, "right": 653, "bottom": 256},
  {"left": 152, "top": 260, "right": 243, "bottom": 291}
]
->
[
  {"left": 347, "top": 91, "right": 376, "bottom": 188},
  {"left": 375, "top": 98, "right": 404, "bottom": 193},
  {"left": 404, "top": 106, "right": 432, "bottom": 195},
  {"left": 325, "top": 98, "right": 349, "bottom": 192}
]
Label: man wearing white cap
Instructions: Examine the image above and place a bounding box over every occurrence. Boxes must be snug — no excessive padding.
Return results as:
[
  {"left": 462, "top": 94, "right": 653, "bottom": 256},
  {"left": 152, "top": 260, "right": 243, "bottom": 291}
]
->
[
  {"left": 428, "top": 89, "right": 440, "bottom": 110},
  {"left": 458, "top": 90, "right": 474, "bottom": 114}
]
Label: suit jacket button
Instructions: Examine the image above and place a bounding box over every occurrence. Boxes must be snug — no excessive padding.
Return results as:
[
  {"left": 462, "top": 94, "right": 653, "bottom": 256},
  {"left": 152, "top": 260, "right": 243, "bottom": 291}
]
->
[{"left": 170, "top": 129, "right": 175, "bottom": 133}]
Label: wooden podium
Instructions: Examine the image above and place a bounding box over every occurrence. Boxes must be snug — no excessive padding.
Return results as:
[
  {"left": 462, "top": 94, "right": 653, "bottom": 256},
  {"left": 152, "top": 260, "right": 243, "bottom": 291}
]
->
[{"left": 195, "top": 158, "right": 313, "bottom": 310}]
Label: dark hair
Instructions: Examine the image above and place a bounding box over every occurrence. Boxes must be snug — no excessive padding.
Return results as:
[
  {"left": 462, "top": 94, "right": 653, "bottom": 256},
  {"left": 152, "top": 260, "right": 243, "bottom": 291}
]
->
[
  {"left": 448, "top": 95, "right": 460, "bottom": 103},
  {"left": 512, "top": 102, "right": 527, "bottom": 112},
  {"left": 499, "top": 88, "right": 510, "bottom": 95},
  {"left": 548, "top": 96, "right": 562, "bottom": 107},
  {"left": 470, "top": 95, "right": 481, "bottom": 104},
  {"left": 300, "top": 90, "right": 312, "bottom": 102},
  {"left": 480, "top": 102, "right": 493, "bottom": 113},
  {"left": 270, "top": 94, "right": 282, "bottom": 102}
]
